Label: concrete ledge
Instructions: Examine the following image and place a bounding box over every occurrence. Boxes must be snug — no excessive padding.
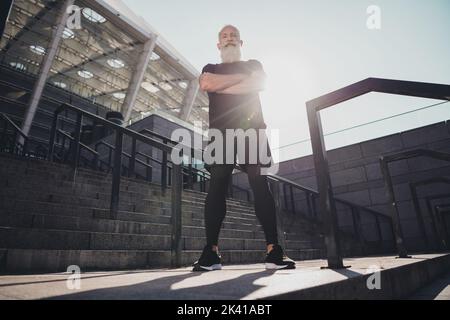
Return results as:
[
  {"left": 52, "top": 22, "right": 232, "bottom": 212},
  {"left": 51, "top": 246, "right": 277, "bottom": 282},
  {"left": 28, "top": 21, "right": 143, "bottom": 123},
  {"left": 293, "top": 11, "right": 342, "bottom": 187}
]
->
[
  {"left": 258, "top": 253, "right": 450, "bottom": 300},
  {"left": 0, "top": 254, "right": 448, "bottom": 300}
]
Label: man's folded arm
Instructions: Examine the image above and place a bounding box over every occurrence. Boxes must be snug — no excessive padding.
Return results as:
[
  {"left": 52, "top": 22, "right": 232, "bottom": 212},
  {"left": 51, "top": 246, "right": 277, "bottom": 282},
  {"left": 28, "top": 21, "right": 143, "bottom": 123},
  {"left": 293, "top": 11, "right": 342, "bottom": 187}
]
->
[
  {"left": 216, "top": 71, "right": 266, "bottom": 95},
  {"left": 199, "top": 73, "right": 248, "bottom": 93}
]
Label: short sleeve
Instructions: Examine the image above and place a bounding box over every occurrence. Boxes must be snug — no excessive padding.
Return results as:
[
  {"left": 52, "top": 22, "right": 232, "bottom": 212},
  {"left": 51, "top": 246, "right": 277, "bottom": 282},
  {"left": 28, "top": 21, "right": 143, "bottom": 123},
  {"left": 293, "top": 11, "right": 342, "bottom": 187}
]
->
[
  {"left": 202, "top": 64, "right": 214, "bottom": 74},
  {"left": 247, "top": 59, "right": 264, "bottom": 72}
]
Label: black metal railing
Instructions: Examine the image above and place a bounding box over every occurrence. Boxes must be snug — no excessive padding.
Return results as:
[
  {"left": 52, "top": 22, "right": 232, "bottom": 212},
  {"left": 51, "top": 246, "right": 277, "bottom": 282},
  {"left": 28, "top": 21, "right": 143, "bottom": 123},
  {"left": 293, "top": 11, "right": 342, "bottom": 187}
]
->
[
  {"left": 424, "top": 193, "right": 450, "bottom": 250},
  {"left": 306, "top": 77, "right": 450, "bottom": 268},
  {"left": 139, "top": 128, "right": 252, "bottom": 201},
  {"left": 0, "top": 112, "right": 48, "bottom": 158},
  {"left": 408, "top": 176, "right": 450, "bottom": 252},
  {"left": 267, "top": 174, "right": 395, "bottom": 255},
  {"left": 435, "top": 205, "right": 450, "bottom": 245},
  {"left": 138, "top": 129, "right": 394, "bottom": 255},
  {"left": 380, "top": 149, "right": 450, "bottom": 256},
  {"left": 94, "top": 140, "right": 154, "bottom": 181},
  {"left": 47, "top": 103, "right": 184, "bottom": 267},
  {"left": 0, "top": 112, "right": 29, "bottom": 155}
]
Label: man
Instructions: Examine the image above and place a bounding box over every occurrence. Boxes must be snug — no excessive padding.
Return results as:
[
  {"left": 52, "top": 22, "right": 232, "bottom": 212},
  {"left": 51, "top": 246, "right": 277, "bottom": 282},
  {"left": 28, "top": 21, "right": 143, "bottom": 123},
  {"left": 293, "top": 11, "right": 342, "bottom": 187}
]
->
[{"left": 193, "top": 25, "right": 295, "bottom": 271}]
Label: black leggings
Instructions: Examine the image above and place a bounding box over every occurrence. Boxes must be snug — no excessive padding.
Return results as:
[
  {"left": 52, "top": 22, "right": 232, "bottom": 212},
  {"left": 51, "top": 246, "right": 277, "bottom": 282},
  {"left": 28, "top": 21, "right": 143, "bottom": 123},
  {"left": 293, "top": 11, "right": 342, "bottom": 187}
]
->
[{"left": 204, "top": 164, "right": 279, "bottom": 246}]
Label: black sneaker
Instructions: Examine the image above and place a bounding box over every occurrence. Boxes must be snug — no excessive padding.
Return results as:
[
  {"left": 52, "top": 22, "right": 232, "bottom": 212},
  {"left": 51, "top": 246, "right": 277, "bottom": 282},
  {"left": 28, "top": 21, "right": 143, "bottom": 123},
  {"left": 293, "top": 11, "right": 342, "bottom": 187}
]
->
[
  {"left": 192, "top": 245, "right": 222, "bottom": 272},
  {"left": 265, "top": 244, "right": 296, "bottom": 270}
]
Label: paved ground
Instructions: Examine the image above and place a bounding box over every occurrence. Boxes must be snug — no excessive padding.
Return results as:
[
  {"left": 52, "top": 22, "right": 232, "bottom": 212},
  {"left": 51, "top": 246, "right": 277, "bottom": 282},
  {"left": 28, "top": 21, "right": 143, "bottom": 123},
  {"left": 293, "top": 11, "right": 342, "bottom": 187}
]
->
[
  {"left": 409, "top": 271, "right": 450, "bottom": 300},
  {"left": 0, "top": 254, "right": 448, "bottom": 300}
]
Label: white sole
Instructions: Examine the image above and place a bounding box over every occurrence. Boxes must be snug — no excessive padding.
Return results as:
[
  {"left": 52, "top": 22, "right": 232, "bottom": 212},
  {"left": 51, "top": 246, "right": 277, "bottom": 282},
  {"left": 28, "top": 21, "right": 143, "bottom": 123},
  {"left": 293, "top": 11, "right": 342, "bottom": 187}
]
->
[
  {"left": 196, "top": 264, "right": 222, "bottom": 271},
  {"left": 265, "top": 263, "right": 295, "bottom": 270}
]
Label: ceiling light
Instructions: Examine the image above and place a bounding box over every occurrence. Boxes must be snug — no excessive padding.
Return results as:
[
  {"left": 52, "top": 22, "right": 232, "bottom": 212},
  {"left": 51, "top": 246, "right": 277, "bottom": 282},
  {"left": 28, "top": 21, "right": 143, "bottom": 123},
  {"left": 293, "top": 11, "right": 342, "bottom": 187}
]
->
[
  {"left": 113, "top": 92, "right": 126, "bottom": 99},
  {"left": 62, "top": 28, "right": 75, "bottom": 39},
  {"left": 10, "top": 62, "right": 26, "bottom": 71},
  {"left": 107, "top": 58, "right": 125, "bottom": 69},
  {"left": 53, "top": 81, "right": 67, "bottom": 89},
  {"left": 78, "top": 70, "right": 94, "bottom": 79},
  {"left": 82, "top": 8, "right": 107, "bottom": 23},
  {"left": 159, "top": 82, "right": 172, "bottom": 91},
  {"left": 29, "top": 45, "right": 46, "bottom": 56},
  {"left": 178, "top": 81, "right": 188, "bottom": 89},
  {"left": 141, "top": 82, "right": 160, "bottom": 93}
]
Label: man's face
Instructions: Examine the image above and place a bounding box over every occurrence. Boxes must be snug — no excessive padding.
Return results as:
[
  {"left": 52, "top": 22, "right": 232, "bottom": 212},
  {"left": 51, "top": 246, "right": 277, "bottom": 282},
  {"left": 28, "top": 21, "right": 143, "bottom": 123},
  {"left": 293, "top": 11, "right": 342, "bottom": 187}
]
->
[
  {"left": 217, "top": 26, "right": 243, "bottom": 63},
  {"left": 217, "top": 26, "right": 243, "bottom": 50}
]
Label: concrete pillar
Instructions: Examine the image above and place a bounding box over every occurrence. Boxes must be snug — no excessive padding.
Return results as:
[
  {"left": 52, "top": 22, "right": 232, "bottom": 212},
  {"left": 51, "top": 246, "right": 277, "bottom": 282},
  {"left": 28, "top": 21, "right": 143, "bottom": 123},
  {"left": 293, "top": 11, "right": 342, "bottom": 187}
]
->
[
  {"left": 180, "top": 79, "right": 199, "bottom": 122},
  {"left": 0, "top": 0, "right": 13, "bottom": 39},
  {"left": 20, "top": 0, "right": 75, "bottom": 140},
  {"left": 121, "top": 37, "right": 157, "bottom": 124}
]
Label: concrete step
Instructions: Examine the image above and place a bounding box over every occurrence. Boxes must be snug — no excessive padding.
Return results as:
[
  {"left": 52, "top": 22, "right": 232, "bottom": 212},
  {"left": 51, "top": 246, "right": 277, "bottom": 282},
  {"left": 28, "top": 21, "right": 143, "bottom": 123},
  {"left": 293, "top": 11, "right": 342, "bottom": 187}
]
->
[
  {"left": 0, "top": 157, "right": 254, "bottom": 208},
  {"left": 1, "top": 173, "right": 170, "bottom": 200},
  {"left": 0, "top": 226, "right": 318, "bottom": 252},
  {"left": 0, "top": 195, "right": 257, "bottom": 225},
  {"left": 1, "top": 179, "right": 255, "bottom": 212},
  {"left": 0, "top": 188, "right": 258, "bottom": 220},
  {"left": 0, "top": 248, "right": 325, "bottom": 273},
  {"left": 0, "top": 212, "right": 276, "bottom": 240},
  {"left": 1, "top": 196, "right": 320, "bottom": 234},
  {"left": 0, "top": 205, "right": 316, "bottom": 243}
]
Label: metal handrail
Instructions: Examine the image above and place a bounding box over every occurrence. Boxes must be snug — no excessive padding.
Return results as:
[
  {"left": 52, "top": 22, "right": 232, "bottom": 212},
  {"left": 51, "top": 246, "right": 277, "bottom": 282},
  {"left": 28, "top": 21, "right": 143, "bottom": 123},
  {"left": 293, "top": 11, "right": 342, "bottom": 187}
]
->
[
  {"left": 139, "top": 128, "right": 251, "bottom": 200},
  {"left": 380, "top": 149, "right": 450, "bottom": 257},
  {"left": 409, "top": 178, "right": 450, "bottom": 251},
  {"left": 306, "top": 77, "right": 450, "bottom": 268},
  {"left": 141, "top": 127, "right": 389, "bottom": 247},
  {"left": 57, "top": 129, "right": 99, "bottom": 157},
  {"left": 0, "top": 112, "right": 29, "bottom": 155},
  {"left": 48, "top": 103, "right": 181, "bottom": 220},
  {"left": 94, "top": 140, "right": 153, "bottom": 181},
  {"left": 47, "top": 103, "right": 183, "bottom": 267},
  {"left": 267, "top": 173, "right": 393, "bottom": 253}
]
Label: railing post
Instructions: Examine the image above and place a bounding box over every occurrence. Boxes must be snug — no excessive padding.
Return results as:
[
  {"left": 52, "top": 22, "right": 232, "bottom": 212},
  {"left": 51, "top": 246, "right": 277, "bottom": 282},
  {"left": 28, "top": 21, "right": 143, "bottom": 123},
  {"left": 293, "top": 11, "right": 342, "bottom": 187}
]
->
[
  {"left": 129, "top": 137, "right": 136, "bottom": 178},
  {"left": 22, "top": 137, "right": 28, "bottom": 156},
  {"left": 146, "top": 157, "right": 152, "bottom": 182},
  {"left": 108, "top": 148, "right": 112, "bottom": 170},
  {"left": 48, "top": 112, "right": 60, "bottom": 161},
  {"left": 171, "top": 163, "right": 183, "bottom": 268},
  {"left": 434, "top": 205, "right": 449, "bottom": 249},
  {"left": 110, "top": 130, "right": 123, "bottom": 219},
  {"left": 187, "top": 148, "right": 194, "bottom": 189},
  {"left": 72, "top": 112, "right": 82, "bottom": 169},
  {"left": 168, "top": 166, "right": 172, "bottom": 186},
  {"left": 379, "top": 158, "right": 409, "bottom": 258},
  {"left": 409, "top": 184, "right": 431, "bottom": 251},
  {"left": 306, "top": 103, "right": 345, "bottom": 269},
  {"left": 425, "top": 198, "right": 446, "bottom": 250},
  {"left": 351, "top": 207, "right": 366, "bottom": 255},
  {"left": 374, "top": 214, "right": 383, "bottom": 251},
  {"left": 161, "top": 138, "right": 168, "bottom": 195}
]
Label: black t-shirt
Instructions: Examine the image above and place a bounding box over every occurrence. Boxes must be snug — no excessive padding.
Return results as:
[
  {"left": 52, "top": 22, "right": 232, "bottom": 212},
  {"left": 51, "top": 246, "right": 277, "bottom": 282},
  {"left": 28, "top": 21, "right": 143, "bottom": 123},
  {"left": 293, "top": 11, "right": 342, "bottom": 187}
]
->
[{"left": 202, "top": 60, "right": 267, "bottom": 131}]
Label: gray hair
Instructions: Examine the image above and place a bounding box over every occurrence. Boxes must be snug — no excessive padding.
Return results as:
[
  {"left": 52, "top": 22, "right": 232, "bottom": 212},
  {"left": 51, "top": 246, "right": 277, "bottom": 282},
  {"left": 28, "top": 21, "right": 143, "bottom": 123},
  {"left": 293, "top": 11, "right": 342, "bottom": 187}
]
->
[{"left": 218, "top": 25, "right": 240, "bottom": 40}]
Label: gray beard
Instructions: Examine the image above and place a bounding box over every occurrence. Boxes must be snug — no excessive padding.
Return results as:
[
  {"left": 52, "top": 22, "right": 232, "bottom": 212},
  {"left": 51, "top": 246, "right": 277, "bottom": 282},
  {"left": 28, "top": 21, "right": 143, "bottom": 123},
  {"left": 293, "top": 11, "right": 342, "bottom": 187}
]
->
[{"left": 220, "top": 45, "right": 242, "bottom": 63}]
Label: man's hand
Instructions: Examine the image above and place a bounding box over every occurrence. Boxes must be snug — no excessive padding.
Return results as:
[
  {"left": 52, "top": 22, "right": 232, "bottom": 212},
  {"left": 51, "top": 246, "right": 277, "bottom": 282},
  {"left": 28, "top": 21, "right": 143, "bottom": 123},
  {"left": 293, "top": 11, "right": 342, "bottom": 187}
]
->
[
  {"left": 199, "top": 72, "right": 248, "bottom": 93},
  {"left": 216, "top": 70, "right": 266, "bottom": 95}
]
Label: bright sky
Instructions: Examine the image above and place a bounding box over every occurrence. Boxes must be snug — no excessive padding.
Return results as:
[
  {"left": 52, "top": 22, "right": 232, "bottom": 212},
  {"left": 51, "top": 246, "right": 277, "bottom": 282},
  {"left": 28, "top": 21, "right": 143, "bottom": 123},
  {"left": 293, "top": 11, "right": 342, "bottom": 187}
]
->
[{"left": 123, "top": 0, "right": 450, "bottom": 162}]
